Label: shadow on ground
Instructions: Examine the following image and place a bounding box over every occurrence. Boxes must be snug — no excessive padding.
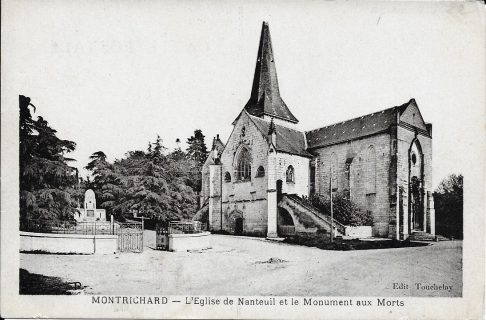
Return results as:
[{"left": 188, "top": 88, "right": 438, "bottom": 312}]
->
[
  {"left": 19, "top": 268, "right": 85, "bottom": 295},
  {"left": 284, "top": 236, "right": 431, "bottom": 250}
]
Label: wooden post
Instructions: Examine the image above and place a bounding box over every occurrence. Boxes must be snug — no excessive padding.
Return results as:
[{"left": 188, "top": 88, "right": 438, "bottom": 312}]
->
[
  {"left": 330, "top": 167, "right": 334, "bottom": 243},
  {"left": 110, "top": 214, "right": 114, "bottom": 235}
]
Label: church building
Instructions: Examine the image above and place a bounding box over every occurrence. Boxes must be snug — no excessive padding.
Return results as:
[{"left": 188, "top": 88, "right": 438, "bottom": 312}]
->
[{"left": 200, "top": 22, "right": 435, "bottom": 240}]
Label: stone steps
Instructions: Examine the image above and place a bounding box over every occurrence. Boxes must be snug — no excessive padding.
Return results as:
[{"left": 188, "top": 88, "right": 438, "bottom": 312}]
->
[
  {"left": 409, "top": 232, "right": 449, "bottom": 241},
  {"left": 280, "top": 194, "right": 346, "bottom": 236}
]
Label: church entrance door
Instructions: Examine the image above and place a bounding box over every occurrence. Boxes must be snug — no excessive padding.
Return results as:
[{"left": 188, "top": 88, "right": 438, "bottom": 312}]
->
[
  {"left": 410, "top": 176, "right": 423, "bottom": 231},
  {"left": 235, "top": 218, "right": 243, "bottom": 235}
]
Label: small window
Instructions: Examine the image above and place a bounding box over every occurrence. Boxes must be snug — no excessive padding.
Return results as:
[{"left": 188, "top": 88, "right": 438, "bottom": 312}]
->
[
  {"left": 224, "top": 172, "right": 231, "bottom": 182},
  {"left": 343, "top": 189, "right": 350, "bottom": 200},
  {"left": 411, "top": 153, "right": 417, "bottom": 165},
  {"left": 256, "top": 166, "right": 265, "bottom": 177},
  {"left": 241, "top": 126, "right": 246, "bottom": 137},
  {"left": 286, "top": 166, "right": 295, "bottom": 183},
  {"left": 87, "top": 210, "right": 94, "bottom": 217}
]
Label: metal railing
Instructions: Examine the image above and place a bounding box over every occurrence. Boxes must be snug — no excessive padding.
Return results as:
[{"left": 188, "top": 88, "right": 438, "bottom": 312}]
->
[
  {"left": 155, "top": 221, "right": 203, "bottom": 251},
  {"left": 21, "top": 219, "right": 117, "bottom": 235},
  {"left": 168, "top": 221, "right": 202, "bottom": 234},
  {"left": 278, "top": 225, "right": 296, "bottom": 236}
]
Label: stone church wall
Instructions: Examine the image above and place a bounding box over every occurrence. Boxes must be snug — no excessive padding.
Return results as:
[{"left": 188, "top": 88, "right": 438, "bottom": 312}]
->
[
  {"left": 274, "top": 152, "right": 310, "bottom": 197},
  {"left": 396, "top": 123, "right": 433, "bottom": 237},
  {"left": 218, "top": 112, "right": 270, "bottom": 236},
  {"left": 200, "top": 163, "right": 210, "bottom": 206},
  {"left": 312, "top": 132, "right": 392, "bottom": 237}
]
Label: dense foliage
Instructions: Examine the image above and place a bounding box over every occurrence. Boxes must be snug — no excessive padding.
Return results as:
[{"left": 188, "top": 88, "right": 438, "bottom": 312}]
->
[
  {"left": 185, "top": 129, "right": 208, "bottom": 192},
  {"left": 186, "top": 129, "right": 208, "bottom": 167},
  {"left": 434, "top": 174, "right": 463, "bottom": 239},
  {"left": 306, "top": 193, "right": 373, "bottom": 226},
  {"left": 20, "top": 95, "right": 208, "bottom": 227},
  {"left": 86, "top": 137, "right": 202, "bottom": 222},
  {"left": 19, "top": 95, "right": 79, "bottom": 229}
]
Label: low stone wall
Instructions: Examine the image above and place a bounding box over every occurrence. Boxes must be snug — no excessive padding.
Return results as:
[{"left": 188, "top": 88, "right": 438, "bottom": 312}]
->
[
  {"left": 344, "top": 226, "right": 373, "bottom": 238},
  {"left": 168, "top": 231, "right": 211, "bottom": 252},
  {"left": 20, "top": 231, "right": 118, "bottom": 255}
]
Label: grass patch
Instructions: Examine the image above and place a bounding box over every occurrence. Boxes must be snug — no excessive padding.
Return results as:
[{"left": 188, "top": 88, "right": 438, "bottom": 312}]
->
[
  {"left": 19, "top": 268, "right": 86, "bottom": 295},
  {"left": 284, "top": 234, "right": 429, "bottom": 251},
  {"left": 20, "top": 250, "right": 89, "bottom": 255}
]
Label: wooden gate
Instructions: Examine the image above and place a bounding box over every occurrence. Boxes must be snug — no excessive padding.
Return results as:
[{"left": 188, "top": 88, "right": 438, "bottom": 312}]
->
[{"left": 117, "top": 222, "right": 143, "bottom": 252}]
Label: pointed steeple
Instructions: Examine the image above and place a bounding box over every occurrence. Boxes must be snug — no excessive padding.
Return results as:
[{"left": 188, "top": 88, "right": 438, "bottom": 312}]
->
[{"left": 244, "top": 22, "right": 298, "bottom": 124}]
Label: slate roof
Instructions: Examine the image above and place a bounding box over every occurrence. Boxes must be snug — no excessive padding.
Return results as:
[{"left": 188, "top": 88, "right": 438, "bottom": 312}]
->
[
  {"left": 305, "top": 100, "right": 411, "bottom": 149},
  {"left": 248, "top": 114, "right": 312, "bottom": 158},
  {"left": 244, "top": 22, "right": 299, "bottom": 124}
]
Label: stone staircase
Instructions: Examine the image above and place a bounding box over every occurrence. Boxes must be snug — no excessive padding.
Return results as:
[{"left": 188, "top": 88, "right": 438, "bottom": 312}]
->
[
  {"left": 408, "top": 231, "right": 449, "bottom": 242},
  {"left": 280, "top": 194, "right": 346, "bottom": 236}
]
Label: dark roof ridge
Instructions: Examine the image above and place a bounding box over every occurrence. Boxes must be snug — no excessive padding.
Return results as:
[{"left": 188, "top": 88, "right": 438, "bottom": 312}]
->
[
  {"left": 305, "top": 99, "right": 413, "bottom": 134},
  {"left": 248, "top": 113, "right": 305, "bottom": 135},
  {"left": 244, "top": 111, "right": 312, "bottom": 158}
]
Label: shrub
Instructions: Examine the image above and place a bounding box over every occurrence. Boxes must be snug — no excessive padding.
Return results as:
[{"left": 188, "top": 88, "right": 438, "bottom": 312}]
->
[
  {"left": 434, "top": 174, "right": 463, "bottom": 239},
  {"left": 305, "top": 192, "right": 373, "bottom": 226}
]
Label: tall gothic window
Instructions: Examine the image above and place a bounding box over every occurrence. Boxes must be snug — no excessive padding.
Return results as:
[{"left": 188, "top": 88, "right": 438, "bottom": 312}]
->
[
  {"left": 344, "top": 157, "right": 353, "bottom": 194},
  {"left": 286, "top": 166, "right": 295, "bottom": 183},
  {"left": 330, "top": 153, "right": 338, "bottom": 191},
  {"left": 237, "top": 149, "right": 251, "bottom": 181},
  {"left": 365, "top": 146, "right": 377, "bottom": 194}
]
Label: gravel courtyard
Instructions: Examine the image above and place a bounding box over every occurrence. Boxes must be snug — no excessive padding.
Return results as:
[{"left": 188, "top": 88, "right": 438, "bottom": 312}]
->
[{"left": 20, "top": 231, "right": 462, "bottom": 297}]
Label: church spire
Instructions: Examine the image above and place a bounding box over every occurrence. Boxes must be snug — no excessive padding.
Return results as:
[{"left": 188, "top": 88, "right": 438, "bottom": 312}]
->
[{"left": 244, "top": 22, "right": 298, "bottom": 124}]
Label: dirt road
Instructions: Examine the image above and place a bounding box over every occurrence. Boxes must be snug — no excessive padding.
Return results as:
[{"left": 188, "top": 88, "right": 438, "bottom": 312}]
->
[{"left": 20, "top": 232, "right": 462, "bottom": 296}]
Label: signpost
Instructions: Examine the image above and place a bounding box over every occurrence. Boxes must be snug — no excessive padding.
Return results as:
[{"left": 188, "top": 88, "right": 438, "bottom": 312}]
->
[{"left": 330, "top": 167, "right": 334, "bottom": 243}]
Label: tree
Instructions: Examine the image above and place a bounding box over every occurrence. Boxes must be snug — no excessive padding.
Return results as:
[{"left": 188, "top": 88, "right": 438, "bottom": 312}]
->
[
  {"left": 306, "top": 192, "right": 373, "bottom": 226},
  {"left": 151, "top": 135, "right": 166, "bottom": 157},
  {"left": 185, "top": 130, "right": 208, "bottom": 193},
  {"left": 434, "top": 174, "right": 463, "bottom": 239},
  {"left": 186, "top": 129, "right": 208, "bottom": 167},
  {"left": 19, "top": 95, "right": 78, "bottom": 229},
  {"left": 85, "top": 136, "right": 199, "bottom": 222},
  {"left": 85, "top": 151, "right": 107, "bottom": 171},
  {"left": 170, "top": 138, "right": 186, "bottom": 161}
]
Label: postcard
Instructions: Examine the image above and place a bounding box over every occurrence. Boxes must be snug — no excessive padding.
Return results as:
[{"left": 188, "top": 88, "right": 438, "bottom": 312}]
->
[{"left": 1, "top": 1, "right": 484, "bottom": 319}]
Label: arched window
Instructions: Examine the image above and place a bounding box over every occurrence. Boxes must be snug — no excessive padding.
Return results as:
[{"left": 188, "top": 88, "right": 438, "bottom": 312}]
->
[
  {"left": 365, "top": 146, "right": 376, "bottom": 194},
  {"left": 236, "top": 148, "right": 251, "bottom": 181},
  {"left": 409, "top": 139, "right": 423, "bottom": 181},
  {"left": 344, "top": 157, "right": 353, "bottom": 192},
  {"left": 224, "top": 172, "right": 231, "bottom": 182},
  {"left": 256, "top": 166, "right": 265, "bottom": 177},
  {"left": 286, "top": 165, "right": 295, "bottom": 183}
]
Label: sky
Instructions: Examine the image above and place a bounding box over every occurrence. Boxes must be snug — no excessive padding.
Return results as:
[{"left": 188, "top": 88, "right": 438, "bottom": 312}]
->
[{"left": 2, "top": 1, "right": 485, "bottom": 188}]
